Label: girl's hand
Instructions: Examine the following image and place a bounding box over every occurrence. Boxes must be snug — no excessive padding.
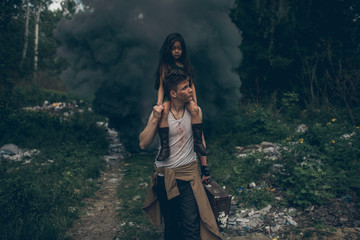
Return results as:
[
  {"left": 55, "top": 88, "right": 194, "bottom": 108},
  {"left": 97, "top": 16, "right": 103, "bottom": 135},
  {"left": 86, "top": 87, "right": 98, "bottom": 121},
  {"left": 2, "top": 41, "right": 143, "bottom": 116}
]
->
[{"left": 153, "top": 104, "right": 164, "bottom": 121}]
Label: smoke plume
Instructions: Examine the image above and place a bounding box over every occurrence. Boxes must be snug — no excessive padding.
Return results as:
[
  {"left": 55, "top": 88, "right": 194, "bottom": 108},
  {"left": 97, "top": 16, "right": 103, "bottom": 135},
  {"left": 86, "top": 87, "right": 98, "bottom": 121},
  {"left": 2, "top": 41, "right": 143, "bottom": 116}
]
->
[{"left": 54, "top": 0, "right": 242, "bottom": 152}]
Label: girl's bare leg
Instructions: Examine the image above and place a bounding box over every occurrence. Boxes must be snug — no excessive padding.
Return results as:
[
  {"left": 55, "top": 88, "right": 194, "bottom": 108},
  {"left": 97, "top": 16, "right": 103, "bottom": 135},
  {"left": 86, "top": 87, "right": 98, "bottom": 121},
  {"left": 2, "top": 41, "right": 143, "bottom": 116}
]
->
[
  {"left": 185, "top": 100, "right": 201, "bottom": 124},
  {"left": 159, "top": 101, "right": 170, "bottom": 128}
]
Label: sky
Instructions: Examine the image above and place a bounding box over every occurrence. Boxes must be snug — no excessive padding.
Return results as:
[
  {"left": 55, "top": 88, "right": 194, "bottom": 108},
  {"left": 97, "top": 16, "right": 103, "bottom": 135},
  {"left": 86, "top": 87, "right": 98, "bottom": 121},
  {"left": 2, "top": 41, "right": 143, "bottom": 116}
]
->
[
  {"left": 48, "top": 0, "right": 63, "bottom": 11},
  {"left": 49, "top": 0, "right": 83, "bottom": 11}
]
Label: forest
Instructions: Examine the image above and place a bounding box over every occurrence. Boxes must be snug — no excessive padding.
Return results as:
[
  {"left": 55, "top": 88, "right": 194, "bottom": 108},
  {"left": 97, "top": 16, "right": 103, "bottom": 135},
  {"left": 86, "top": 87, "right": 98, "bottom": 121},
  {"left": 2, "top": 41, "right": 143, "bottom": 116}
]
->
[{"left": 1, "top": 0, "right": 359, "bottom": 239}]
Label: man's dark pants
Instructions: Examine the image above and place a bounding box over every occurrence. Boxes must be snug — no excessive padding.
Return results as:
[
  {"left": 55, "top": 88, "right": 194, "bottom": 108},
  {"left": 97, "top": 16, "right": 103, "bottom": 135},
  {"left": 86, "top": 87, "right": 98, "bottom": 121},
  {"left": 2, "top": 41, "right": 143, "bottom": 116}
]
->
[{"left": 156, "top": 176, "right": 200, "bottom": 240}]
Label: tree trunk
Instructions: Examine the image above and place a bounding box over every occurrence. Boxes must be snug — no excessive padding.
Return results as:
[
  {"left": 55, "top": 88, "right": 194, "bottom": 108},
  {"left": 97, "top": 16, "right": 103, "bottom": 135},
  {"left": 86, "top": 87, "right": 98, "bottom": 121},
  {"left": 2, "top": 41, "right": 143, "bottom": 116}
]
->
[
  {"left": 34, "top": 2, "right": 42, "bottom": 79},
  {"left": 21, "top": 0, "right": 30, "bottom": 66}
]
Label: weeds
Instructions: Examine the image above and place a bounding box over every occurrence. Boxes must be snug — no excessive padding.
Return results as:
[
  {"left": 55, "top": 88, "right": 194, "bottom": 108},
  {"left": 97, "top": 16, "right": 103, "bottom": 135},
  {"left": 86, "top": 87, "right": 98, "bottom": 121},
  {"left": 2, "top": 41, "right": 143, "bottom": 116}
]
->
[
  {"left": 115, "top": 154, "right": 162, "bottom": 240},
  {"left": 0, "top": 89, "right": 108, "bottom": 240},
  {"left": 207, "top": 102, "right": 360, "bottom": 209}
]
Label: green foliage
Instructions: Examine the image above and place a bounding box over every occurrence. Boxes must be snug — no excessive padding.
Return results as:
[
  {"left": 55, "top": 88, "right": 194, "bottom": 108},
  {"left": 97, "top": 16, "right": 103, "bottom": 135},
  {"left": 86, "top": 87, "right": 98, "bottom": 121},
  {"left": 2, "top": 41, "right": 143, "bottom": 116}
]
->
[
  {"left": 209, "top": 103, "right": 290, "bottom": 147},
  {"left": 240, "top": 188, "right": 274, "bottom": 209},
  {"left": 0, "top": 0, "right": 75, "bottom": 98},
  {"left": 230, "top": 0, "right": 360, "bottom": 117},
  {"left": 277, "top": 119, "right": 360, "bottom": 208},
  {"left": 281, "top": 91, "right": 301, "bottom": 119},
  {"left": 115, "top": 154, "right": 162, "bottom": 240},
  {"left": 0, "top": 103, "right": 108, "bottom": 240},
  {"left": 10, "top": 85, "right": 68, "bottom": 108},
  {"left": 0, "top": 0, "right": 24, "bottom": 80},
  {"left": 0, "top": 108, "right": 108, "bottom": 153},
  {"left": 208, "top": 143, "right": 276, "bottom": 209},
  {"left": 279, "top": 143, "right": 335, "bottom": 208},
  {"left": 208, "top": 102, "right": 360, "bottom": 209},
  {"left": 207, "top": 104, "right": 287, "bottom": 207},
  {"left": 0, "top": 149, "right": 104, "bottom": 240}
]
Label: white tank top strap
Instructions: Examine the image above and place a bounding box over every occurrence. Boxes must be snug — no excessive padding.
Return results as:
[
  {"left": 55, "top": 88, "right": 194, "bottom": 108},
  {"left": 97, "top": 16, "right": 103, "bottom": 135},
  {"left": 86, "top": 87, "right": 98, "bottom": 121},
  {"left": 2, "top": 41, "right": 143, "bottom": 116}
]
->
[{"left": 155, "top": 108, "right": 197, "bottom": 169}]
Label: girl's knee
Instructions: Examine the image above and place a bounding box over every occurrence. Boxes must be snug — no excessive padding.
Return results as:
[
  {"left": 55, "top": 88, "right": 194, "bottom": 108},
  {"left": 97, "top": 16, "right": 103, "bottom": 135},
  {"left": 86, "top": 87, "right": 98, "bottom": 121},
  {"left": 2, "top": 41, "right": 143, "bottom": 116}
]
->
[
  {"left": 187, "top": 102, "right": 199, "bottom": 116},
  {"left": 163, "top": 101, "right": 170, "bottom": 113}
]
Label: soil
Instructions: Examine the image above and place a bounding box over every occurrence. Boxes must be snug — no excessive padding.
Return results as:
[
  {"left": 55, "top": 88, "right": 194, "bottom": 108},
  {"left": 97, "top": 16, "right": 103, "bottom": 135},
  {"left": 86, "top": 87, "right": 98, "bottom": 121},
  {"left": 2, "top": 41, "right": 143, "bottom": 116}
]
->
[
  {"left": 66, "top": 134, "right": 360, "bottom": 240},
  {"left": 221, "top": 191, "right": 360, "bottom": 240},
  {"left": 66, "top": 162, "right": 360, "bottom": 240},
  {"left": 66, "top": 162, "right": 125, "bottom": 240}
]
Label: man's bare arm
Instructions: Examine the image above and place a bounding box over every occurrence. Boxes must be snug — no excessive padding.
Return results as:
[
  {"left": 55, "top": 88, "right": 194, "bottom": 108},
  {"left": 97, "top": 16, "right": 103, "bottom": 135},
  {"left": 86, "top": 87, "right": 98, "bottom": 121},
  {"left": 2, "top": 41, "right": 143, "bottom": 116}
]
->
[{"left": 139, "top": 105, "right": 164, "bottom": 150}]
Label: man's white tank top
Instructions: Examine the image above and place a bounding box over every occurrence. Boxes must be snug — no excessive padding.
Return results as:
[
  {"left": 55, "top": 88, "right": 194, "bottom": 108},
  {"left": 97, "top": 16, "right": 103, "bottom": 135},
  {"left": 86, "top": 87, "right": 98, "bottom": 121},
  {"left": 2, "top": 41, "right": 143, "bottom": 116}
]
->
[{"left": 155, "top": 108, "right": 197, "bottom": 169}]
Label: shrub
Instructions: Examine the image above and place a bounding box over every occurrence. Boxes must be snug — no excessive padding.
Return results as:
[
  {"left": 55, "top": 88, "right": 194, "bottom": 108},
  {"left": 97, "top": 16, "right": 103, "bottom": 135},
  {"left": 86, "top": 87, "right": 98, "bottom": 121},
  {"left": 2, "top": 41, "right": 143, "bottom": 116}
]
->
[
  {"left": 0, "top": 103, "right": 108, "bottom": 240},
  {"left": 208, "top": 103, "right": 291, "bottom": 147},
  {"left": 10, "top": 85, "right": 68, "bottom": 109},
  {"left": 207, "top": 102, "right": 360, "bottom": 210},
  {"left": 277, "top": 120, "right": 360, "bottom": 208}
]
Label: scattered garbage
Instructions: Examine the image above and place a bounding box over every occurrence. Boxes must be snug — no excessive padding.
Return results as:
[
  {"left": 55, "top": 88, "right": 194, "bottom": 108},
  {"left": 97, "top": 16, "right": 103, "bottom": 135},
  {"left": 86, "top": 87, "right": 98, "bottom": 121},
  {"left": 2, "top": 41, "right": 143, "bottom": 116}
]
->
[
  {"left": 340, "top": 132, "right": 356, "bottom": 140},
  {"left": 0, "top": 144, "right": 40, "bottom": 163},
  {"left": 295, "top": 124, "right": 308, "bottom": 133},
  {"left": 236, "top": 141, "right": 282, "bottom": 161},
  {"left": 285, "top": 216, "right": 298, "bottom": 227},
  {"left": 104, "top": 125, "right": 131, "bottom": 165},
  {"left": 217, "top": 211, "right": 228, "bottom": 228},
  {"left": 236, "top": 187, "right": 245, "bottom": 196}
]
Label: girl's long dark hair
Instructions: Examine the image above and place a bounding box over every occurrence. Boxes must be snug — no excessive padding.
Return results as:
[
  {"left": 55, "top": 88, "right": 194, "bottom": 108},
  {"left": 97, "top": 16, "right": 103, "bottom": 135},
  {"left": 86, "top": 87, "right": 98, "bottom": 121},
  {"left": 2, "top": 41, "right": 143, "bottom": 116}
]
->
[{"left": 154, "top": 33, "right": 193, "bottom": 90}]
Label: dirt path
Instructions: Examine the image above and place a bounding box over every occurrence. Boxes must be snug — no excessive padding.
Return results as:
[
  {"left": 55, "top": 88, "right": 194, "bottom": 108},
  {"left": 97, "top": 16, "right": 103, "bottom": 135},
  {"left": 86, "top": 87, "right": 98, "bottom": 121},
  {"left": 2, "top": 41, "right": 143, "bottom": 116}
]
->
[
  {"left": 66, "top": 127, "right": 128, "bottom": 240},
  {"left": 66, "top": 165, "right": 124, "bottom": 240}
]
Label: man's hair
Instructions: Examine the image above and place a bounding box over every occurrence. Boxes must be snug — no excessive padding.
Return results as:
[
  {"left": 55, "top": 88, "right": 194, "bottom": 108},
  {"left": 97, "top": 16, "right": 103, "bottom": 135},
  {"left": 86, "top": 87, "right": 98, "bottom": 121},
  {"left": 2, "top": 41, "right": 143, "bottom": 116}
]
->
[{"left": 164, "top": 69, "right": 190, "bottom": 95}]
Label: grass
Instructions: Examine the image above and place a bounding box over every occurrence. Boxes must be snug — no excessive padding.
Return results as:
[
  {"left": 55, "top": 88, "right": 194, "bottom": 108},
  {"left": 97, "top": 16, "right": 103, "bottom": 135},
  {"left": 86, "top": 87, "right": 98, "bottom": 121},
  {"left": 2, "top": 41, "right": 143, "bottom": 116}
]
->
[
  {"left": 0, "top": 143, "right": 107, "bottom": 240},
  {"left": 114, "top": 101, "right": 360, "bottom": 238},
  {"left": 0, "top": 88, "right": 109, "bottom": 240},
  {"left": 115, "top": 154, "right": 163, "bottom": 240},
  {"left": 1, "top": 85, "right": 359, "bottom": 239},
  {"left": 206, "top": 102, "right": 360, "bottom": 209}
]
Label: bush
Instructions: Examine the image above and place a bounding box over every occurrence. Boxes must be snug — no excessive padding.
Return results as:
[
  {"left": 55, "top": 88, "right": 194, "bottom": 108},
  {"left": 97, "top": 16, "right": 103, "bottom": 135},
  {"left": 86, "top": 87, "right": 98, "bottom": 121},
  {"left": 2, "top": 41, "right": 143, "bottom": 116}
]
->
[
  {"left": 0, "top": 109, "right": 108, "bottom": 152},
  {"left": 0, "top": 147, "right": 105, "bottom": 240},
  {"left": 115, "top": 154, "right": 162, "bottom": 240},
  {"left": 207, "top": 102, "right": 360, "bottom": 210},
  {"left": 277, "top": 119, "right": 360, "bottom": 208},
  {"left": 208, "top": 103, "right": 291, "bottom": 148},
  {"left": 0, "top": 104, "right": 108, "bottom": 240},
  {"left": 10, "top": 85, "right": 68, "bottom": 109}
]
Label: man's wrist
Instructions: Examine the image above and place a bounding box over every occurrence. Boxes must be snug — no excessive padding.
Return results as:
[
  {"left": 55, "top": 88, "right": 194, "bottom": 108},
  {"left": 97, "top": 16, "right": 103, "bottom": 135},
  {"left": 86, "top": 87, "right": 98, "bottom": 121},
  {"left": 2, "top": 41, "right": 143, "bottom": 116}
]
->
[
  {"left": 150, "top": 117, "right": 160, "bottom": 125},
  {"left": 201, "top": 165, "right": 210, "bottom": 176}
]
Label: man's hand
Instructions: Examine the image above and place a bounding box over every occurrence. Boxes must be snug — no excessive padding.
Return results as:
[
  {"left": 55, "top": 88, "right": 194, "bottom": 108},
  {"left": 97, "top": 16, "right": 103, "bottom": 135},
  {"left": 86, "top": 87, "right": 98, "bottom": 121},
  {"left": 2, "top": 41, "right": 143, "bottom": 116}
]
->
[
  {"left": 152, "top": 104, "right": 164, "bottom": 121},
  {"left": 139, "top": 104, "right": 164, "bottom": 150},
  {"left": 201, "top": 165, "right": 211, "bottom": 184}
]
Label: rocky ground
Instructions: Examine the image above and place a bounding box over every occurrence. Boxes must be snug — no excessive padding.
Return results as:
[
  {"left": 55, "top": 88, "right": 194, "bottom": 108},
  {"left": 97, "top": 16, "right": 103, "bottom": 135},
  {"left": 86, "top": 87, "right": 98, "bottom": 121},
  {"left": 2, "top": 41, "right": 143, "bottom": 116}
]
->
[
  {"left": 220, "top": 198, "right": 360, "bottom": 239},
  {"left": 217, "top": 141, "right": 360, "bottom": 240},
  {"left": 64, "top": 138, "right": 360, "bottom": 240},
  {"left": 66, "top": 127, "right": 129, "bottom": 240},
  {"left": 65, "top": 165, "right": 124, "bottom": 240},
  {"left": 2, "top": 102, "right": 359, "bottom": 239}
]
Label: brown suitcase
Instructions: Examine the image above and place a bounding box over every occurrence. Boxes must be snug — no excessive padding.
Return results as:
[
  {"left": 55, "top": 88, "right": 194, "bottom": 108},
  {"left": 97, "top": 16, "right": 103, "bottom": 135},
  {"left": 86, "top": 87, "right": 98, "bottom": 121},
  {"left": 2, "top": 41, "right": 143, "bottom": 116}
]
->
[{"left": 203, "top": 180, "right": 231, "bottom": 219}]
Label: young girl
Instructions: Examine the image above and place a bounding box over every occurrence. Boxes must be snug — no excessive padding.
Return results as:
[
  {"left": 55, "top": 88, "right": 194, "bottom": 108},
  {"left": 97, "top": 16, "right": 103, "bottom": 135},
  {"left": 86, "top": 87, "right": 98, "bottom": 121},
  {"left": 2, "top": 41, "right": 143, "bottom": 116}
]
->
[{"left": 154, "top": 32, "right": 208, "bottom": 161}]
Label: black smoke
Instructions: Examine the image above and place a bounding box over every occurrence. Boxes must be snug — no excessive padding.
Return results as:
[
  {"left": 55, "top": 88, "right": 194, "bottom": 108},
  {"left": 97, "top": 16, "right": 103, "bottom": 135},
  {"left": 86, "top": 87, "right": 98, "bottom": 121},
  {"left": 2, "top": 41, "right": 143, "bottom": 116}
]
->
[{"left": 54, "top": 0, "right": 242, "bottom": 152}]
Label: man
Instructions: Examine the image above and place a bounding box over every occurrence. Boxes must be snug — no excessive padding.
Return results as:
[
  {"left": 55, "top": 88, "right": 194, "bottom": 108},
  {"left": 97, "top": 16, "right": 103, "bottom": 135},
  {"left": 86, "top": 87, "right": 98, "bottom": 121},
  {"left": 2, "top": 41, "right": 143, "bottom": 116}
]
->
[{"left": 140, "top": 70, "right": 222, "bottom": 240}]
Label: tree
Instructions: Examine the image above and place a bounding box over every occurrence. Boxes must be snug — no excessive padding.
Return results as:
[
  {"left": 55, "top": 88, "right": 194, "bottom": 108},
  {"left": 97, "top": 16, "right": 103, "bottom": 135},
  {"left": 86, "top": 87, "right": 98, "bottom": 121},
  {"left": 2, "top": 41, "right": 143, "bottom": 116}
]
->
[
  {"left": 0, "top": 0, "right": 24, "bottom": 105},
  {"left": 33, "top": 1, "right": 43, "bottom": 78},
  {"left": 230, "top": 0, "right": 360, "bottom": 122},
  {"left": 1, "top": 0, "right": 77, "bottom": 111},
  {"left": 21, "top": 0, "right": 30, "bottom": 65}
]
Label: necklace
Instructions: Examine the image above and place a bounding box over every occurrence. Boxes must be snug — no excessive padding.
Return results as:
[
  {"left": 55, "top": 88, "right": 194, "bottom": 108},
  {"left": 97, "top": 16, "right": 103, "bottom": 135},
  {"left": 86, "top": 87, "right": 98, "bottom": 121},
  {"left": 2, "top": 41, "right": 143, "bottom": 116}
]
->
[
  {"left": 169, "top": 107, "right": 185, "bottom": 120},
  {"left": 175, "top": 62, "right": 184, "bottom": 68}
]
